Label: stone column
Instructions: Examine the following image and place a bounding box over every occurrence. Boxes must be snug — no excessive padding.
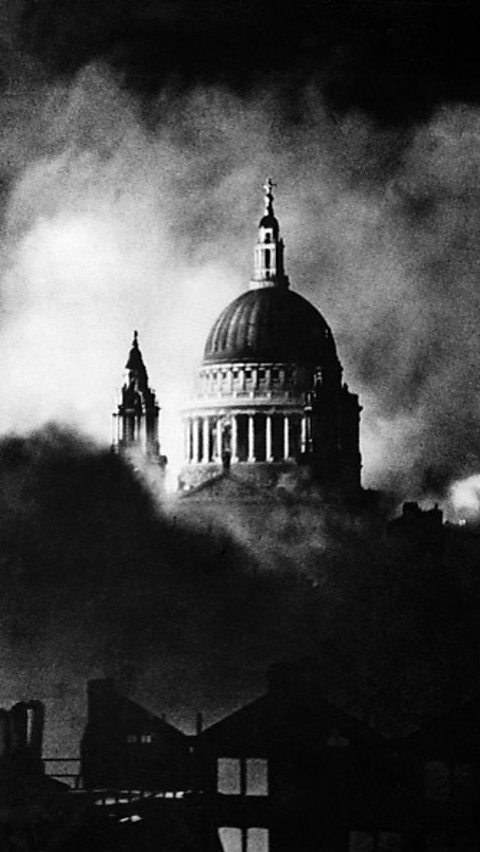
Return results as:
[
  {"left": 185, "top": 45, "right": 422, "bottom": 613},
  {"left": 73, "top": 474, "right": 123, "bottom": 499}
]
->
[
  {"left": 185, "top": 419, "right": 192, "bottom": 462},
  {"left": 248, "top": 415, "right": 256, "bottom": 462},
  {"left": 216, "top": 419, "right": 223, "bottom": 460},
  {"left": 192, "top": 417, "right": 200, "bottom": 463},
  {"left": 139, "top": 411, "right": 147, "bottom": 451},
  {"left": 202, "top": 416, "right": 210, "bottom": 462},
  {"left": 283, "top": 415, "right": 290, "bottom": 460},
  {"left": 231, "top": 415, "right": 238, "bottom": 462},
  {"left": 266, "top": 415, "right": 273, "bottom": 461},
  {"left": 301, "top": 416, "right": 307, "bottom": 454}
]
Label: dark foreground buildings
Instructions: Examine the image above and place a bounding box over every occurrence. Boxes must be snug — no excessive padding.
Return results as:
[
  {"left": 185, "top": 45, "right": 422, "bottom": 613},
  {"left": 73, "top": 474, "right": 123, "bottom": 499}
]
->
[
  {"left": 74, "top": 672, "right": 480, "bottom": 852},
  {"left": 5, "top": 657, "right": 480, "bottom": 849}
]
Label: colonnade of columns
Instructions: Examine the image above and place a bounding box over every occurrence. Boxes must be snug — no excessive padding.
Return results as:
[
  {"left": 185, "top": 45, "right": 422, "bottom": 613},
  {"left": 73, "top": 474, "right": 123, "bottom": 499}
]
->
[{"left": 184, "top": 412, "right": 306, "bottom": 464}]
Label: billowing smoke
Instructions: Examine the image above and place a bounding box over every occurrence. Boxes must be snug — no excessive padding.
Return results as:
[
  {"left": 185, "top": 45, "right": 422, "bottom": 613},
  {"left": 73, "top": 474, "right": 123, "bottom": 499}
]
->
[
  {"left": 449, "top": 473, "right": 480, "bottom": 521},
  {"left": 0, "top": 428, "right": 475, "bottom": 756},
  {"left": 1, "top": 5, "right": 480, "bottom": 754},
  {"left": 0, "top": 428, "right": 373, "bottom": 749},
  {"left": 0, "top": 62, "right": 480, "bottom": 498}
]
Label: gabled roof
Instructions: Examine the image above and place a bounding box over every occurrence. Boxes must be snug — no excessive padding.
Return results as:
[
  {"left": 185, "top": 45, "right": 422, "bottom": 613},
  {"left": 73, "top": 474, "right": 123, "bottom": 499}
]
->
[
  {"left": 197, "top": 696, "right": 269, "bottom": 754},
  {"left": 115, "top": 695, "right": 187, "bottom": 743},
  {"left": 83, "top": 679, "right": 187, "bottom": 744},
  {"left": 179, "top": 472, "right": 284, "bottom": 503},
  {"left": 197, "top": 683, "right": 387, "bottom": 756}
]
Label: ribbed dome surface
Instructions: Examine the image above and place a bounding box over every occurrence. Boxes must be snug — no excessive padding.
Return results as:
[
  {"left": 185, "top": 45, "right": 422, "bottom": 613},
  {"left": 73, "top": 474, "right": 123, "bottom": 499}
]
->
[{"left": 203, "top": 287, "right": 337, "bottom": 365}]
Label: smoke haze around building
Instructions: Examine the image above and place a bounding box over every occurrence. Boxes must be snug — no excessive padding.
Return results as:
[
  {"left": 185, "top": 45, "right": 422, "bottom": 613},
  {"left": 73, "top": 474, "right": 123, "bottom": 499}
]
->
[
  {"left": 0, "top": 427, "right": 475, "bottom": 757},
  {"left": 0, "top": 2, "right": 480, "bottom": 750},
  {"left": 0, "top": 49, "right": 479, "bottom": 497}
]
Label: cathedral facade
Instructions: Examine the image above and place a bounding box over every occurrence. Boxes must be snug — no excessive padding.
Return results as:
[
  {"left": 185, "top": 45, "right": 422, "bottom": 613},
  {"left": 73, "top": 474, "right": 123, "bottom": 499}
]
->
[{"left": 114, "top": 181, "right": 362, "bottom": 499}]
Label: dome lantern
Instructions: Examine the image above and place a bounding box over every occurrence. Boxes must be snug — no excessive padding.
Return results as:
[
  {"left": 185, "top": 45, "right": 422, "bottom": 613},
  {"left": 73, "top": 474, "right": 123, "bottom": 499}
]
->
[{"left": 251, "top": 178, "right": 288, "bottom": 290}]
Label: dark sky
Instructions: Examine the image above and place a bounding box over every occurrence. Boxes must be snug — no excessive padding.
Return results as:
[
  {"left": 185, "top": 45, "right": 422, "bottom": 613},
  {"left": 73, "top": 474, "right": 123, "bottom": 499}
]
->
[{"left": 13, "top": 0, "right": 480, "bottom": 123}]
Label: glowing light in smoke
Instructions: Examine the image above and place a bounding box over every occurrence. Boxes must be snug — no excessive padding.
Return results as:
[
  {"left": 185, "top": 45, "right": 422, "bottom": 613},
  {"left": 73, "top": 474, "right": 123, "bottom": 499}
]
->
[{"left": 449, "top": 474, "right": 480, "bottom": 518}]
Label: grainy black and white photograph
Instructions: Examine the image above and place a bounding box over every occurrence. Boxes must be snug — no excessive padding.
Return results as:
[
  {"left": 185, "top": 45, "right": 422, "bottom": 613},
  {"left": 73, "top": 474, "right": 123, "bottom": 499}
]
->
[{"left": 1, "top": 0, "right": 480, "bottom": 849}]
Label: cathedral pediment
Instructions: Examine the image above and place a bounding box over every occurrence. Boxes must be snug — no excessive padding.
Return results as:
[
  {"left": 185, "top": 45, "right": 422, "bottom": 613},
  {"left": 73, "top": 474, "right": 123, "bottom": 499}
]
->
[{"left": 179, "top": 472, "right": 282, "bottom": 504}]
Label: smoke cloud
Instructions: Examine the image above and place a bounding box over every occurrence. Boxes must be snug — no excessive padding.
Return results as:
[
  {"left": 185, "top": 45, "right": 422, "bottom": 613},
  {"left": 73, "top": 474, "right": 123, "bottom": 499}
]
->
[
  {"left": 0, "top": 428, "right": 474, "bottom": 757},
  {"left": 0, "top": 19, "right": 479, "bottom": 754},
  {"left": 0, "top": 61, "right": 478, "bottom": 496}
]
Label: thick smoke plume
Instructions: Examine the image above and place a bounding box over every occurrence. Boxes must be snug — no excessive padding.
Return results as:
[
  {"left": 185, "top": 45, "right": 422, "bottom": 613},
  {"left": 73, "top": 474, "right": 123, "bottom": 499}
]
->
[
  {"left": 0, "top": 61, "right": 479, "bottom": 497},
  {"left": 0, "top": 15, "right": 480, "bottom": 753},
  {"left": 0, "top": 429, "right": 475, "bottom": 756}
]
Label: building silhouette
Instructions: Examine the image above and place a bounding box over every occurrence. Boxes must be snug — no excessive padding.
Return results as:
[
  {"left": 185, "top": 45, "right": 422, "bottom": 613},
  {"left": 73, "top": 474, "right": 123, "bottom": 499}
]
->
[
  {"left": 81, "top": 679, "right": 190, "bottom": 793},
  {"left": 76, "top": 668, "right": 480, "bottom": 852},
  {"left": 9, "top": 674, "right": 480, "bottom": 851}
]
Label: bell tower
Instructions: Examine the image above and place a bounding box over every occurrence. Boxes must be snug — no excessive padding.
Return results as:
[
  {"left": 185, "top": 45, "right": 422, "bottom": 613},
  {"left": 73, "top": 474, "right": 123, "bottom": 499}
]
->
[{"left": 112, "top": 332, "right": 167, "bottom": 475}]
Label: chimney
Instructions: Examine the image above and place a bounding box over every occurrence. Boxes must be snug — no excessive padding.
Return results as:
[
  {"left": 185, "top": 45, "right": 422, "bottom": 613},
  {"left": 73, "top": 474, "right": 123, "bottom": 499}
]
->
[
  {"left": 0, "top": 709, "right": 10, "bottom": 760},
  {"left": 86, "top": 679, "right": 116, "bottom": 732},
  {"left": 10, "top": 702, "right": 28, "bottom": 754},
  {"left": 25, "top": 701, "right": 45, "bottom": 762}
]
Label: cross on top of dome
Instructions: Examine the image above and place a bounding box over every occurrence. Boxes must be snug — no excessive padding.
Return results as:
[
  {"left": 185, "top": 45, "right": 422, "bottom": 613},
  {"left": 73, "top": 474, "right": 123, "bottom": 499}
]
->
[{"left": 263, "top": 178, "right": 276, "bottom": 216}]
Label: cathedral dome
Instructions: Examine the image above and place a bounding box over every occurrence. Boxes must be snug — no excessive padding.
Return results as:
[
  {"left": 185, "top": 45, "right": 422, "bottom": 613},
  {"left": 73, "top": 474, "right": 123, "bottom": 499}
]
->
[
  {"left": 179, "top": 179, "right": 361, "bottom": 496},
  {"left": 203, "top": 286, "right": 337, "bottom": 366}
]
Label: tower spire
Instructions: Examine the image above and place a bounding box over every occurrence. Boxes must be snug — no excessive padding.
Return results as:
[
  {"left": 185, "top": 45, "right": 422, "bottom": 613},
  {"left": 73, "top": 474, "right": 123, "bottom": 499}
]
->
[
  {"left": 251, "top": 178, "right": 288, "bottom": 289},
  {"left": 112, "top": 332, "right": 167, "bottom": 476},
  {"left": 125, "top": 330, "right": 148, "bottom": 393}
]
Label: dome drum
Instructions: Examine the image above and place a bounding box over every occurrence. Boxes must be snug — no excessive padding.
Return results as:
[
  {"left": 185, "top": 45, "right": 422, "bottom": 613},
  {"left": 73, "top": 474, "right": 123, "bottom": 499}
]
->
[{"left": 196, "top": 361, "right": 322, "bottom": 402}]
